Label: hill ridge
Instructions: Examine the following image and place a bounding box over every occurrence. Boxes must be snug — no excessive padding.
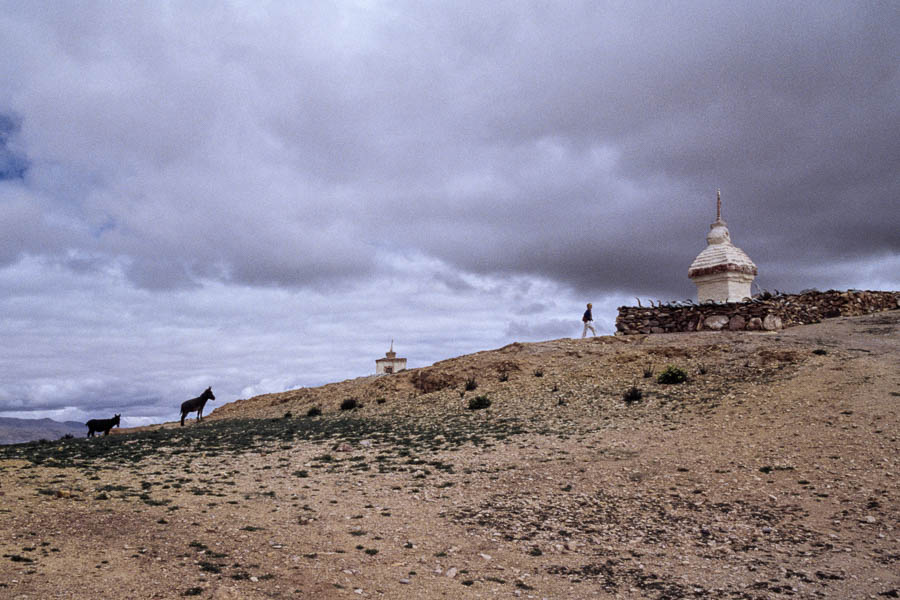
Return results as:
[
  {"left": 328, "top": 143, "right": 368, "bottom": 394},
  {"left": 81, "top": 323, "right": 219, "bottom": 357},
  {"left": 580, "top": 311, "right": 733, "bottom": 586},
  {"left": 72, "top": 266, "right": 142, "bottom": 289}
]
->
[{"left": 208, "top": 311, "right": 898, "bottom": 425}]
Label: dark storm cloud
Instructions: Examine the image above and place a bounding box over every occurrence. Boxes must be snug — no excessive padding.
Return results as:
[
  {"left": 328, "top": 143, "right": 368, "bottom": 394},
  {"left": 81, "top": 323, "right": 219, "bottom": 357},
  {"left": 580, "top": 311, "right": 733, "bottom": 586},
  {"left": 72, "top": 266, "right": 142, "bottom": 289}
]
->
[
  {"left": 379, "top": 1, "right": 900, "bottom": 297},
  {"left": 2, "top": 1, "right": 897, "bottom": 296}
]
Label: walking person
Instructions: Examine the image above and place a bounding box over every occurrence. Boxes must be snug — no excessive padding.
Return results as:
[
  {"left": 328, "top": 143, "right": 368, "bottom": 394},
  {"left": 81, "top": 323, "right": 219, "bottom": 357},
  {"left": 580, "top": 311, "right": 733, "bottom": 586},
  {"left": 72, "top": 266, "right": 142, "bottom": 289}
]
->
[{"left": 581, "top": 302, "right": 597, "bottom": 338}]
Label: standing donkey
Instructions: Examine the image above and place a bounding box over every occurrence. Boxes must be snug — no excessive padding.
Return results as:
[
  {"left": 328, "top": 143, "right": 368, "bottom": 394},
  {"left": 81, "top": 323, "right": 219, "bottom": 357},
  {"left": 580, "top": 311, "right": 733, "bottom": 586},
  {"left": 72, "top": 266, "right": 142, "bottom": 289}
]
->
[
  {"left": 180, "top": 387, "right": 215, "bottom": 426},
  {"left": 86, "top": 414, "right": 120, "bottom": 437}
]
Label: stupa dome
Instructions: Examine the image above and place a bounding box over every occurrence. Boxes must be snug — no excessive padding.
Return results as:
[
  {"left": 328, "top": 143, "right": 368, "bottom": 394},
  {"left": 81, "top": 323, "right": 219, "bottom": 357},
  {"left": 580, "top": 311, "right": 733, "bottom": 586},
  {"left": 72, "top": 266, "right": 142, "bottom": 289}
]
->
[
  {"left": 689, "top": 225, "right": 757, "bottom": 278},
  {"left": 706, "top": 222, "right": 730, "bottom": 245}
]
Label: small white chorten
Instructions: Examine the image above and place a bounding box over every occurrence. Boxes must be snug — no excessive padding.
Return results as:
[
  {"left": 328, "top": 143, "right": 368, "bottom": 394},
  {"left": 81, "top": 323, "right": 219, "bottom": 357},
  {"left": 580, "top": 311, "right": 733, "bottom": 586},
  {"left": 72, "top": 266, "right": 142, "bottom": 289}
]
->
[
  {"left": 688, "top": 191, "right": 757, "bottom": 303},
  {"left": 375, "top": 340, "right": 407, "bottom": 374}
]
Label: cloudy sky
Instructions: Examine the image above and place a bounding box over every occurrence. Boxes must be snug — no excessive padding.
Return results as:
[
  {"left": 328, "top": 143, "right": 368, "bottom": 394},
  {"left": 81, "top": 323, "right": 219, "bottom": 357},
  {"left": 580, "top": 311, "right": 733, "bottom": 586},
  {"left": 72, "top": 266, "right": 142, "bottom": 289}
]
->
[{"left": 1, "top": 1, "right": 898, "bottom": 426}]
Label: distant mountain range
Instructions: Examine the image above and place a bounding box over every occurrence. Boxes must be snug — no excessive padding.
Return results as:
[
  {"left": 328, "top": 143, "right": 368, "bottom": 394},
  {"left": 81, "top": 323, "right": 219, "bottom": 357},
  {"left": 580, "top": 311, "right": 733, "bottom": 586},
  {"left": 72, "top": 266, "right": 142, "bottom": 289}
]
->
[{"left": 0, "top": 417, "right": 86, "bottom": 446}]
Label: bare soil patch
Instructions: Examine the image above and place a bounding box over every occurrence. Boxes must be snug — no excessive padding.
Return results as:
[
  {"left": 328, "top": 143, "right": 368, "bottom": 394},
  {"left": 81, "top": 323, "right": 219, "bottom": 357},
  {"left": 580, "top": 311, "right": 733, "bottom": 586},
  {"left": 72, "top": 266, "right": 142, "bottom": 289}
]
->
[{"left": 2, "top": 312, "right": 898, "bottom": 599}]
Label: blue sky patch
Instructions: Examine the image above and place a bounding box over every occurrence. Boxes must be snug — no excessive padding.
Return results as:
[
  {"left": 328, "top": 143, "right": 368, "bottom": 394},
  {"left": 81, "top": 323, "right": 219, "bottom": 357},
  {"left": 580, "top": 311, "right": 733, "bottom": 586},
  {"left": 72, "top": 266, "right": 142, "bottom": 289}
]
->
[{"left": 0, "top": 114, "right": 28, "bottom": 181}]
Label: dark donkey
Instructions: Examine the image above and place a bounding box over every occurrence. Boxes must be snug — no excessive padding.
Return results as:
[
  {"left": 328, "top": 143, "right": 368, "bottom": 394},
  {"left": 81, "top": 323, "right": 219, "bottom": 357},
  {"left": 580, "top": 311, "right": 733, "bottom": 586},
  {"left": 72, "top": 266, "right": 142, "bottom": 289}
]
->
[
  {"left": 86, "top": 414, "right": 120, "bottom": 437},
  {"left": 180, "top": 387, "right": 215, "bottom": 426}
]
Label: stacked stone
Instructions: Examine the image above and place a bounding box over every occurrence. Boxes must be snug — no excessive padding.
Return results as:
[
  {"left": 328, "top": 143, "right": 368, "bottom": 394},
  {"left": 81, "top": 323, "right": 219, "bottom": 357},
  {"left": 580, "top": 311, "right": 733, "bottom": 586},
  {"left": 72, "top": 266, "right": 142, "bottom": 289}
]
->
[
  {"left": 781, "top": 290, "right": 900, "bottom": 322},
  {"left": 614, "top": 304, "right": 783, "bottom": 335},
  {"left": 615, "top": 290, "right": 899, "bottom": 335}
]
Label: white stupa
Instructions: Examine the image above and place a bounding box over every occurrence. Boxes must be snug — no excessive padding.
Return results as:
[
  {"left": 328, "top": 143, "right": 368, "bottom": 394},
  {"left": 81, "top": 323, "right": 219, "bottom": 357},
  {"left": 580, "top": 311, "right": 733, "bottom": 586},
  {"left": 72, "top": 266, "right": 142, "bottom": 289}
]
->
[{"left": 688, "top": 191, "right": 757, "bottom": 303}]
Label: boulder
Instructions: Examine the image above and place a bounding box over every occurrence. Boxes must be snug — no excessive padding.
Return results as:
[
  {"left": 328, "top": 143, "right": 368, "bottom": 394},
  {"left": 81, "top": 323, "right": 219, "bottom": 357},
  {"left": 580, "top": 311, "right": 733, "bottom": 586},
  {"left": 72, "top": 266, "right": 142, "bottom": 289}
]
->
[
  {"left": 704, "top": 315, "right": 729, "bottom": 331},
  {"left": 763, "top": 314, "right": 783, "bottom": 330},
  {"left": 728, "top": 315, "right": 746, "bottom": 331}
]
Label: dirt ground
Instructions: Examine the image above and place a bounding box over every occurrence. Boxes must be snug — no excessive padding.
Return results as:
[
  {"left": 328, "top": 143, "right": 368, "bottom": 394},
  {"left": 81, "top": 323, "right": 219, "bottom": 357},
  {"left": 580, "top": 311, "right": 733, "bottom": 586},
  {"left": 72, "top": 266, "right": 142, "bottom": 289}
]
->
[{"left": 1, "top": 311, "right": 898, "bottom": 599}]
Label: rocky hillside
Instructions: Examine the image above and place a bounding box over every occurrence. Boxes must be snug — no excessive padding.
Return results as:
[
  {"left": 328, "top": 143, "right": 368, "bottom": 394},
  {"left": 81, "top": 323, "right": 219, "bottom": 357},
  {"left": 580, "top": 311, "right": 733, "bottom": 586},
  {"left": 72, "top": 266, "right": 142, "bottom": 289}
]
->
[
  {"left": 1, "top": 310, "right": 898, "bottom": 599},
  {"left": 206, "top": 312, "right": 857, "bottom": 426}
]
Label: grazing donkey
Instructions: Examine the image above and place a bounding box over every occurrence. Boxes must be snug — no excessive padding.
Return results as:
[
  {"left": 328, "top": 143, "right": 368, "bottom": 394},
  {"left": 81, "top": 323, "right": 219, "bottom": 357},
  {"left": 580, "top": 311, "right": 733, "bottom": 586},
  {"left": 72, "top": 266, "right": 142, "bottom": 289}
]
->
[
  {"left": 86, "top": 414, "right": 120, "bottom": 437},
  {"left": 180, "top": 387, "right": 216, "bottom": 426}
]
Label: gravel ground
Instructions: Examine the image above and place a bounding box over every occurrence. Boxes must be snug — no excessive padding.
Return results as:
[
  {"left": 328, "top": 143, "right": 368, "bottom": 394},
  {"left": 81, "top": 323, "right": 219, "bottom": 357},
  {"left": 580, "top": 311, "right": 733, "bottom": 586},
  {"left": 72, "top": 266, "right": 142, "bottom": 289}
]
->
[{"left": 1, "top": 311, "right": 898, "bottom": 599}]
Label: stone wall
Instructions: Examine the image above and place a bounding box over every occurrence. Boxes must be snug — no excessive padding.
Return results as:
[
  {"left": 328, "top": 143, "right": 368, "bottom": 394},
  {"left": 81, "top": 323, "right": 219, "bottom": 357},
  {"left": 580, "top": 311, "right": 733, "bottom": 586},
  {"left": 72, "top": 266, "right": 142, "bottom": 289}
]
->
[{"left": 615, "top": 290, "right": 900, "bottom": 335}]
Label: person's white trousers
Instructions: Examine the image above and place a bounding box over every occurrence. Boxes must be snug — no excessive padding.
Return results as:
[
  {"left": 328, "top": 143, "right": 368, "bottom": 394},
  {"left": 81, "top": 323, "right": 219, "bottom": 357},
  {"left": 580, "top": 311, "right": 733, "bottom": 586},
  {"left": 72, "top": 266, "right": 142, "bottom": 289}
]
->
[{"left": 582, "top": 321, "right": 596, "bottom": 338}]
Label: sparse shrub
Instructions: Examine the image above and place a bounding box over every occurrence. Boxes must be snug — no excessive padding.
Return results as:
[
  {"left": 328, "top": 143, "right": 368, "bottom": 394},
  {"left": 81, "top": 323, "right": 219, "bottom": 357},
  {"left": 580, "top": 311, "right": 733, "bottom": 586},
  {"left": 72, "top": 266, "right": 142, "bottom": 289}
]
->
[
  {"left": 283, "top": 411, "right": 293, "bottom": 419},
  {"left": 528, "top": 546, "right": 543, "bottom": 556},
  {"left": 340, "top": 398, "right": 359, "bottom": 411},
  {"left": 623, "top": 386, "right": 643, "bottom": 404},
  {"left": 697, "top": 364, "right": 708, "bottom": 375},
  {"left": 533, "top": 369, "right": 544, "bottom": 378},
  {"left": 657, "top": 365, "right": 687, "bottom": 385},
  {"left": 498, "top": 370, "right": 509, "bottom": 382},
  {"left": 183, "top": 588, "right": 204, "bottom": 597},
  {"left": 643, "top": 364, "right": 654, "bottom": 378},
  {"left": 516, "top": 581, "right": 535, "bottom": 591},
  {"left": 375, "top": 397, "right": 386, "bottom": 405},
  {"left": 467, "top": 395, "right": 491, "bottom": 410},
  {"left": 60, "top": 433, "right": 74, "bottom": 440},
  {"left": 812, "top": 348, "right": 828, "bottom": 356},
  {"left": 465, "top": 377, "right": 478, "bottom": 391},
  {"left": 199, "top": 561, "right": 222, "bottom": 573},
  {"left": 306, "top": 406, "right": 322, "bottom": 417},
  {"left": 293, "top": 470, "right": 309, "bottom": 478},
  {"left": 6, "top": 554, "right": 34, "bottom": 563}
]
